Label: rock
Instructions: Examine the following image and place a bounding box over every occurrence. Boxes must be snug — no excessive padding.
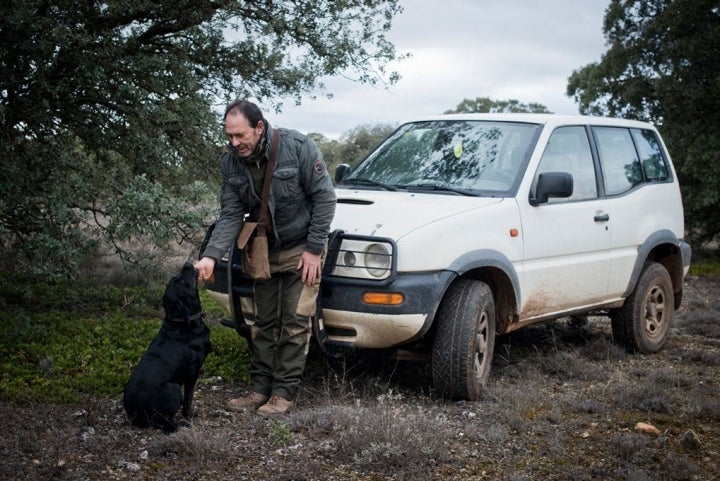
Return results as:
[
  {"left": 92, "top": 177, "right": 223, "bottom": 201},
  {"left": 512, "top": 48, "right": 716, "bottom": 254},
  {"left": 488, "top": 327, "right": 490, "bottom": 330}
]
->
[
  {"left": 77, "top": 426, "right": 96, "bottom": 442},
  {"left": 634, "top": 422, "right": 661, "bottom": 436},
  {"left": 118, "top": 460, "right": 141, "bottom": 471}
]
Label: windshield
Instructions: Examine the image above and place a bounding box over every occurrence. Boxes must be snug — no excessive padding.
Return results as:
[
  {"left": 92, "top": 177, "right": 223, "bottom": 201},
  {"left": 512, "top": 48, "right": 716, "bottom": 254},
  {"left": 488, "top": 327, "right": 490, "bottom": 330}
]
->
[{"left": 343, "top": 120, "right": 541, "bottom": 195}]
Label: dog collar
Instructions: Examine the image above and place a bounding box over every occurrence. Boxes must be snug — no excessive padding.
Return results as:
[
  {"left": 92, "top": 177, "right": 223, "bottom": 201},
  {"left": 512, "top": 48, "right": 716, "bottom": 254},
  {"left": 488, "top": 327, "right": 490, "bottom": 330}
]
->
[{"left": 169, "top": 312, "right": 205, "bottom": 323}]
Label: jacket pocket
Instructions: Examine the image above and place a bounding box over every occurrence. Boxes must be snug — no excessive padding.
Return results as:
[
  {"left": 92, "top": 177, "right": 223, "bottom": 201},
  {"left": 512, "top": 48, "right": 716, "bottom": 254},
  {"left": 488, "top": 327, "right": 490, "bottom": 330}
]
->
[
  {"left": 272, "top": 167, "right": 301, "bottom": 201},
  {"left": 224, "top": 174, "right": 254, "bottom": 204}
]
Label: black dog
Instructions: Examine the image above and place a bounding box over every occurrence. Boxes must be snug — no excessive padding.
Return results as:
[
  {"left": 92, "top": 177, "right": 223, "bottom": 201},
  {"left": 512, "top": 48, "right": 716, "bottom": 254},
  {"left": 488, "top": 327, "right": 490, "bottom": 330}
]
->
[{"left": 123, "top": 262, "right": 211, "bottom": 432}]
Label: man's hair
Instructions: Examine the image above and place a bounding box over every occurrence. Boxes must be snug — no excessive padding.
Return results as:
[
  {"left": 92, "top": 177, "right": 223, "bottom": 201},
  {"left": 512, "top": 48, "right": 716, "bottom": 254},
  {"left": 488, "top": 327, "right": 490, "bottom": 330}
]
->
[{"left": 224, "top": 100, "right": 264, "bottom": 127}]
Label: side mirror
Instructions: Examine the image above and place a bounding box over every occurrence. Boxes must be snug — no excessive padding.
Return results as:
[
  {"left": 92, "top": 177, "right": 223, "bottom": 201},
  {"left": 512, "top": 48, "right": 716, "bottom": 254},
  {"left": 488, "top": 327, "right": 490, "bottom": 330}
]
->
[
  {"left": 335, "top": 163, "right": 351, "bottom": 184},
  {"left": 530, "top": 172, "right": 573, "bottom": 205}
]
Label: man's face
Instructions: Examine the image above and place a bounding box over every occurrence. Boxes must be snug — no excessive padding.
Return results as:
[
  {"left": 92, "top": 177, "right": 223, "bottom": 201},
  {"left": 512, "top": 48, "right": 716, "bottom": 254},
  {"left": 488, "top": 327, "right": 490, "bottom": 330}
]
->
[{"left": 225, "top": 113, "right": 264, "bottom": 157}]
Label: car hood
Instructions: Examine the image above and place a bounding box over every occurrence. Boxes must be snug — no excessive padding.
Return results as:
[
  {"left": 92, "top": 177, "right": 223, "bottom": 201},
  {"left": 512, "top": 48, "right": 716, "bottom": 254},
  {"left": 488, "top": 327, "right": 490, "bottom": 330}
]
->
[{"left": 332, "top": 188, "right": 504, "bottom": 241}]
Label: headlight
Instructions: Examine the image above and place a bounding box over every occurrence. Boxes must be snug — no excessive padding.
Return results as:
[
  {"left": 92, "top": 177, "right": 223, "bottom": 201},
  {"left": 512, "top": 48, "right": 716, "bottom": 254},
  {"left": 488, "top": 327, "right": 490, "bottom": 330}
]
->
[
  {"left": 329, "top": 238, "right": 395, "bottom": 281},
  {"left": 365, "top": 243, "right": 391, "bottom": 278}
]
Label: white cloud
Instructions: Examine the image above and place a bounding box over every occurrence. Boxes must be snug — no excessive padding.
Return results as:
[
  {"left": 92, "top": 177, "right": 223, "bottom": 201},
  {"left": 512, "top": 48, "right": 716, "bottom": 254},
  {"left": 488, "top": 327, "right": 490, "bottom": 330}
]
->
[{"left": 264, "top": 0, "right": 611, "bottom": 139}]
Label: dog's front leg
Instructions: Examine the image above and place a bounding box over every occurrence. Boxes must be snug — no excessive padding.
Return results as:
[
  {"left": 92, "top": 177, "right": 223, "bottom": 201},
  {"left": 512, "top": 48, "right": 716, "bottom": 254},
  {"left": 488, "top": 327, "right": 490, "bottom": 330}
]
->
[{"left": 181, "top": 378, "right": 197, "bottom": 419}]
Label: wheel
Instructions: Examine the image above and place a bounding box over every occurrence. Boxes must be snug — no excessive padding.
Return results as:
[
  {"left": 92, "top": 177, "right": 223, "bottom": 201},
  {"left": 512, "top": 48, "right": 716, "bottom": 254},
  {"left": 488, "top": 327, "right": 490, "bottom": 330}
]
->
[
  {"left": 432, "top": 279, "right": 496, "bottom": 400},
  {"left": 611, "top": 262, "right": 674, "bottom": 353}
]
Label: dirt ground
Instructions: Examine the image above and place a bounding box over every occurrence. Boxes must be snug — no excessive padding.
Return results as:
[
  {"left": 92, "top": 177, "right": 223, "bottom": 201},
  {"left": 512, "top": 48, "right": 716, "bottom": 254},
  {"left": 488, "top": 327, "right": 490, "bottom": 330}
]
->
[{"left": 1, "top": 275, "right": 718, "bottom": 481}]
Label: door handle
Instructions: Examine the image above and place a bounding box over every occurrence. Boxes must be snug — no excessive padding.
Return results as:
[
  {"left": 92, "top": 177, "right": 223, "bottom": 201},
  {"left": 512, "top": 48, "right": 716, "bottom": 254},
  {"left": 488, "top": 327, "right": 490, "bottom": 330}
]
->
[{"left": 594, "top": 212, "right": 610, "bottom": 222}]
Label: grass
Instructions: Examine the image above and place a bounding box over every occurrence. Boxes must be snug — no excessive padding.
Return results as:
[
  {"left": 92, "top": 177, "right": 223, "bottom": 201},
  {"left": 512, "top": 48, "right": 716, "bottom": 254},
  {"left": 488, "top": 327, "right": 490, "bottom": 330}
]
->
[
  {"left": 0, "top": 272, "right": 250, "bottom": 404},
  {"left": 1, "top": 257, "right": 717, "bottom": 405},
  {"left": 689, "top": 252, "right": 720, "bottom": 276},
  {"left": 0, "top": 259, "right": 719, "bottom": 480}
]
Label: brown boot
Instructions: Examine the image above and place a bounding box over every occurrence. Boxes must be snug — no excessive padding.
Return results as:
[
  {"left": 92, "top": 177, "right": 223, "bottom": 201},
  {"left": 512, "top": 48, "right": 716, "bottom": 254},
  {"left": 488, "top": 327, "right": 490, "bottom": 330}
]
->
[
  {"left": 256, "top": 395, "right": 295, "bottom": 416},
  {"left": 226, "top": 391, "right": 269, "bottom": 412}
]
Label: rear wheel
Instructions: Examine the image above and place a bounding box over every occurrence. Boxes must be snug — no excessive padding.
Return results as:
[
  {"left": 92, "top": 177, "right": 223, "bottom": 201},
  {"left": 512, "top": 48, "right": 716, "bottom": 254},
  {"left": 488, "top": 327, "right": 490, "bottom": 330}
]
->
[
  {"left": 432, "top": 279, "right": 496, "bottom": 400},
  {"left": 611, "top": 262, "right": 674, "bottom": 353}
]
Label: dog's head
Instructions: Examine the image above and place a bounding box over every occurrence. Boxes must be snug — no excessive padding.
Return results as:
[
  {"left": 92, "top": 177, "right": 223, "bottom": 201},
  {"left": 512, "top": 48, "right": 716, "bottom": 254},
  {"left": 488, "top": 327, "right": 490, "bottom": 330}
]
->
[{"left": 162, "top": 262, "right": 202, "bottom": 322}]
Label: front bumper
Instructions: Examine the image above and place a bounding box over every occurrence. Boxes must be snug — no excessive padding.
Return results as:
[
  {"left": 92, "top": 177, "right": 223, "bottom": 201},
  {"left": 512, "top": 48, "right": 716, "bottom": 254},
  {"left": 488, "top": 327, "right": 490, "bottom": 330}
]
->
[
  {"left": 201, "top": 228, "right": 457, "bottom": 351},
  {"left": 320, "top": 270, "right": 455, "bottom": 348}
]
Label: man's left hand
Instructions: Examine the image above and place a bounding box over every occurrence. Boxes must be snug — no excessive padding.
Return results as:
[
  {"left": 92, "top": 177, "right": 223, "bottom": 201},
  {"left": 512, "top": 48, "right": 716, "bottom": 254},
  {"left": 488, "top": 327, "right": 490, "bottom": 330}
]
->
[{"left": 297, "top": 251, "right": 322, "bottom": 286}]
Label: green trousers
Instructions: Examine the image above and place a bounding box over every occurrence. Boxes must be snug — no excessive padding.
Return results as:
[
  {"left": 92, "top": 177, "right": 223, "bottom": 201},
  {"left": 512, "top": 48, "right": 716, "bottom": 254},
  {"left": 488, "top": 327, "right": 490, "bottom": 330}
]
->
[{"left": 248, "top": 244, "right": 321, "bottom": 400}]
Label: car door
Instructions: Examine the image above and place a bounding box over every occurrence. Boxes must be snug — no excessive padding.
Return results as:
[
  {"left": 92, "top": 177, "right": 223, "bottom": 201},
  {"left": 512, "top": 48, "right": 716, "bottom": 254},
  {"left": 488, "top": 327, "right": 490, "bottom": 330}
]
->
[
  {"left": 592, "top": 125, "right": 685, "bottom": 299},
  {"left": 517, "top": 125, "right": 612, "bottom": 320}
]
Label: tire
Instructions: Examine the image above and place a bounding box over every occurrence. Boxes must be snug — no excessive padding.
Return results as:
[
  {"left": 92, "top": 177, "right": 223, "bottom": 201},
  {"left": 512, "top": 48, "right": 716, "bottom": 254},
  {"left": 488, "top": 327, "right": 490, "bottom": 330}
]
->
[
  {"left": 432, "top": 279, "right": 496, "bottom": 400},
  {"left": 611, "top": 262, "right": 674, "bottom": 353}
]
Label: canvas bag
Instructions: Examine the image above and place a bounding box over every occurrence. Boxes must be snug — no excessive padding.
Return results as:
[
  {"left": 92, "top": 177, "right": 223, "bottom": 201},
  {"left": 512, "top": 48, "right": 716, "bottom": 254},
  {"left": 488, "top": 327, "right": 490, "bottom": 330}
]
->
[{"left": 236, "top": 129, "right": 280, "bottom": 280}]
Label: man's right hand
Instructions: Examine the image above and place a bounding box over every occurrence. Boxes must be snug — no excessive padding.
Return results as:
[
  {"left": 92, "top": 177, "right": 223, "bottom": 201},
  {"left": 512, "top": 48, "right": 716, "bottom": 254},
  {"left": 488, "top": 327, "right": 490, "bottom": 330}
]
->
[{"left": 194, "top": 257, "right": 216, "bottom": 282}]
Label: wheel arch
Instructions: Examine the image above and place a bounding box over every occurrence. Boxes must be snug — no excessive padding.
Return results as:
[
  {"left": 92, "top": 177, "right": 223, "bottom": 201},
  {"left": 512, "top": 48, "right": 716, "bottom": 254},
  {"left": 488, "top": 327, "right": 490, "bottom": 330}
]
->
[
  {"left": 625, "top": 230, "right": 689, "bottom": 309},
  {"left": 446, "top": 250, "right": 520, "bottom": 334}
]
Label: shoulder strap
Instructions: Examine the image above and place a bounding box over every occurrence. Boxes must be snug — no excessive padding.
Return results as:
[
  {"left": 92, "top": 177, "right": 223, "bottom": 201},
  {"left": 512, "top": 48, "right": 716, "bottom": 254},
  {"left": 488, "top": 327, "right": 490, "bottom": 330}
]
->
[{"left": 259, "top": 128, "right": 280, "bottom": 233}]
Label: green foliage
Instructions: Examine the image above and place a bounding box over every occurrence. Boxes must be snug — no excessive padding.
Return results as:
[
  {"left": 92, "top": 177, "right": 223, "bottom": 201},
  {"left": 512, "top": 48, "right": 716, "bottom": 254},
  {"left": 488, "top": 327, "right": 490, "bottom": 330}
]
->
[
  {"left": 202, "top": 326, "right": 251, "bottom": 383},
  {"left": 0, "top": 271, "right": 164, "bottom": 318},
  {"left": 103, "top": 175, "right": 216, "bottom": 265},
  {"left": 0, "top": 311, "right": 161, "bottom": 403},
  {"left": 0, "top": 0, "right": 404, "bottom": 278},
  {"left": 198, "top": 288, "right": 228, "bottom": 320},
  {"left": 313, "top": 123, "right": 397, "bottom": 176},
  {"left": 0, "top": 274, "right": 250, "bottom": 404},
  {"left": 445, "top": 97, "right": 552, "bottom": 114},
  {"left": 567, "top": 0, "right": 720, "bottom": 248},
  {"left": 689, "top": 259, "right": 720, "bottom": 276},
  {"left": 269, "top": 421, "right": 294, "bottom": 447}
]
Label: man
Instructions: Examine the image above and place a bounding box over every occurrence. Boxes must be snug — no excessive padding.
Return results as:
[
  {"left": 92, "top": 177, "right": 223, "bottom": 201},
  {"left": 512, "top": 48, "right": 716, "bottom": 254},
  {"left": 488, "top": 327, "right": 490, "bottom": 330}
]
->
[{"left": 195, "top": 100, "right": 336, "bottom": 415}]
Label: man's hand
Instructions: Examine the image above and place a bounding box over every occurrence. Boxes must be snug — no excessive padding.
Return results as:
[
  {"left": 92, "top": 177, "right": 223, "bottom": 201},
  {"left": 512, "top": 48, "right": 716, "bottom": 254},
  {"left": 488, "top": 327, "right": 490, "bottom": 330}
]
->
[
  {"left": 194, "top": 257, "right": 216, "bottom": 282},
  {"left": 297, "top": 251, "right": 322, "bottom": 286}
]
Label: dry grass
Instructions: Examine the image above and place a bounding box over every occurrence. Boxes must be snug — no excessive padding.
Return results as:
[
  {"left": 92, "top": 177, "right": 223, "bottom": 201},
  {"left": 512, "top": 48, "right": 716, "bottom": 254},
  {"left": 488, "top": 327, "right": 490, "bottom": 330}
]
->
[{"left": 0, "top": 275, "right": 719, "bottom": 480}]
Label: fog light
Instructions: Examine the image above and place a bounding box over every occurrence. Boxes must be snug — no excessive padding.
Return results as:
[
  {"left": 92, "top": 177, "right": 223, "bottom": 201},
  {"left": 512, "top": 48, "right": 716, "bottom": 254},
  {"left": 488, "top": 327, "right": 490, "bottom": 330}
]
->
[{"left": 343, "top": 251, "right": 356, "bottom": 267}]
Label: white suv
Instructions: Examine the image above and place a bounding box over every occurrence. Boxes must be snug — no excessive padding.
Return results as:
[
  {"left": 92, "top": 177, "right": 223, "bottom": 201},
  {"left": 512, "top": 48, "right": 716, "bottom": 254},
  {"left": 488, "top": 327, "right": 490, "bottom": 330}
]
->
[{"left": 203, "top": 113, "right": 691, "bottom": 401}]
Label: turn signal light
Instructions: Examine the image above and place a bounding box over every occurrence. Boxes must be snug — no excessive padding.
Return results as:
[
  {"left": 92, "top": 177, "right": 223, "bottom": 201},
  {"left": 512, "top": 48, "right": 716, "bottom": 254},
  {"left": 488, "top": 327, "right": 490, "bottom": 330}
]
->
[{"left": 362, "top": 292, "right": 405, "bottom": 306}]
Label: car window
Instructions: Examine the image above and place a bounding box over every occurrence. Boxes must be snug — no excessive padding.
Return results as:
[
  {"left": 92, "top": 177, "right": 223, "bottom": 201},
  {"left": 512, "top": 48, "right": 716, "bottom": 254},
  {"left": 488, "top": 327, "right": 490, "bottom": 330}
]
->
[
  {"left": 536, "top": 126, "right": 597, "bottom": 202},
  {"left": 631, "top": 128, "right": 670, "bottom": 182},
  {"left": 594, "top": 127, "right": 644, "bottom": 196}
]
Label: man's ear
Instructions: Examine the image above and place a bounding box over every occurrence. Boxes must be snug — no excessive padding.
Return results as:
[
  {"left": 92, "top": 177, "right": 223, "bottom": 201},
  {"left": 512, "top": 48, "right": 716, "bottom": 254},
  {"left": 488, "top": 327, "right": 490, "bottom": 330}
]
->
[{"left": 256, "top": 119, "right": 265, "bottom": 135}]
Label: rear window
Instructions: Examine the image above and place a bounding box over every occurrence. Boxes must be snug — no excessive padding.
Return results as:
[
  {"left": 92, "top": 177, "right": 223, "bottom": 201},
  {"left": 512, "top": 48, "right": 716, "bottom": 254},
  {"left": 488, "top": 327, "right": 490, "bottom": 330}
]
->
[
  {"left": 631, "top": 129, "right": 669, "bottom": 182},
  {"left": 594, "top": 127, "right": 670, "bottom": 196}
]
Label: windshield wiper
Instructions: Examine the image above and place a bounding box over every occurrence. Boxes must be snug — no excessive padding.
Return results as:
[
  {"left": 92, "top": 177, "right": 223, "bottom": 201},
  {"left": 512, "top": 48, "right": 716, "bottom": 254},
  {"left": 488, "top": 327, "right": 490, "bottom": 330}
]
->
[
  {"left": 341, "top": 177, "right": 399, "bottom": 191},
  {"left": 401, "top": 183, "right": 478, "bottom": 196}
]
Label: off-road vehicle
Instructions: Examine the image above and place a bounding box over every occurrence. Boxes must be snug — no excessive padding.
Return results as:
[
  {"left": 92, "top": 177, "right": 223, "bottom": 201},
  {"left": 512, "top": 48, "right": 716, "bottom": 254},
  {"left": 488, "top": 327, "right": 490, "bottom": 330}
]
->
[{"left": 201, "top": 113, "right": 691, "bottom": 400}]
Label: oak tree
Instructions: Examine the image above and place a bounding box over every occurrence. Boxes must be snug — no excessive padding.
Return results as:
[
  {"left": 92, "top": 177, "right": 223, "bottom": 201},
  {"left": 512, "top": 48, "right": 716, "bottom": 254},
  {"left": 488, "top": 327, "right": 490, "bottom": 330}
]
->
[
  {"left": 0, "top": 0, "right": 403, "bottom": 277},
  {"left": 567, "top": 0, "right": 720, "bottom": 248}
]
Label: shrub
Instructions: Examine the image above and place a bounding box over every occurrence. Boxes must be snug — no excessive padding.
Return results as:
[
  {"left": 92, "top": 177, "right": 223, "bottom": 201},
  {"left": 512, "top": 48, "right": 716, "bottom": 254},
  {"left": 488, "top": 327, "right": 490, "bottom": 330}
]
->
[
  {"left": 330, "top": 392, "right": 450, "bottom": 479},
  {"left": 0, "top": 273, "right": 250, "bottom": 404}
]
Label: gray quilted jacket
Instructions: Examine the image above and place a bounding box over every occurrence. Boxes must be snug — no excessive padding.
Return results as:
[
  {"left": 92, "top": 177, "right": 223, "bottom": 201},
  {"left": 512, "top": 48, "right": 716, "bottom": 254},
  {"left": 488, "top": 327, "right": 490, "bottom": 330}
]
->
[{"left": 202, "top": 123, "right": 336, "bottom": 260}]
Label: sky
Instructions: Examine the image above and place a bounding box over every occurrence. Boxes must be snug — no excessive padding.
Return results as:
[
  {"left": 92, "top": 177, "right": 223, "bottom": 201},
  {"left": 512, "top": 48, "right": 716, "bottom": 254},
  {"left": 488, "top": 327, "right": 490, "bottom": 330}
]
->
[{"left": 267, "top": 0, "right": 611, "bottom": 140}]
